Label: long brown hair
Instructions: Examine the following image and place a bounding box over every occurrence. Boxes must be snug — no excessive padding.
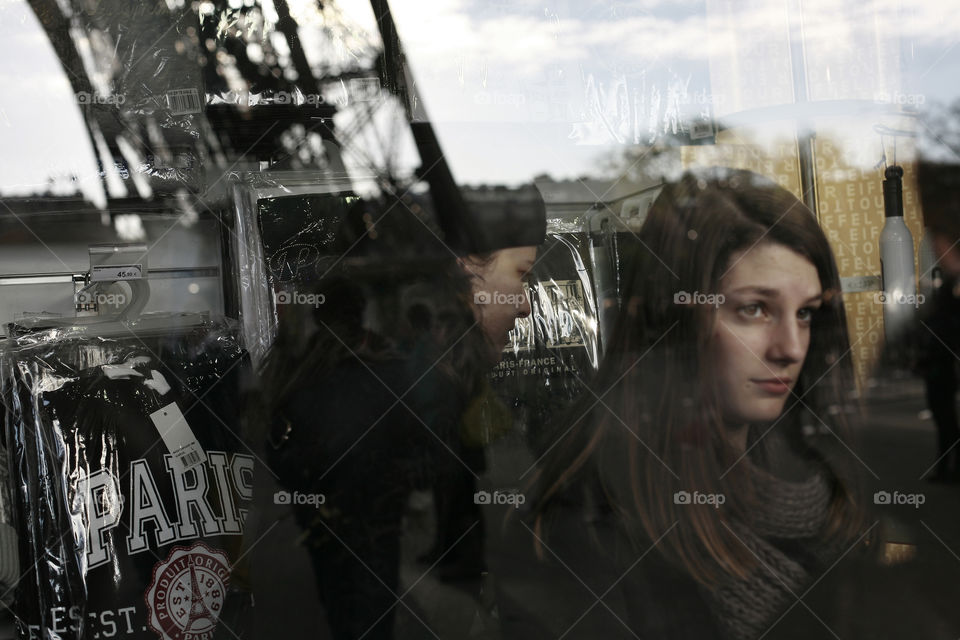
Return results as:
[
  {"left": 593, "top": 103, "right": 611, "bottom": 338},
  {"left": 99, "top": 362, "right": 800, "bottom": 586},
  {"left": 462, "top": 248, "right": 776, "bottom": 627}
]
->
[{"left": 532, "top": 168, "right": 866, "bottom": 586}]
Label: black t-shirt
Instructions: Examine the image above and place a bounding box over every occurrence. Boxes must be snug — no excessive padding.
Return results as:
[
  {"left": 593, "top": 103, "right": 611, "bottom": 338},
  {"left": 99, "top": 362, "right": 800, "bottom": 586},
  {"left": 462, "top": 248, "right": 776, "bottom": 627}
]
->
[{"left": 4, "top": 330, "right": 252, "bottom": 640}]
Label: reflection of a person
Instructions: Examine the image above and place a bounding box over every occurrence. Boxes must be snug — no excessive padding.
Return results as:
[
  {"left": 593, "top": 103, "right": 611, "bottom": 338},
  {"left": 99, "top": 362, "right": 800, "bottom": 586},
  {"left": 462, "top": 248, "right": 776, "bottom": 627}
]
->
[
  {"left": 420, "top": 247, "right": 537, "bottom": 581},
  {"left": 530, "top": 169, "right": 868, "bottom": 639},
  {"left": 917, "top": 158, "right": 960, "bottom": 482},
  {"left": 258, "top": 195, "right": 543, "bottom": 639}
]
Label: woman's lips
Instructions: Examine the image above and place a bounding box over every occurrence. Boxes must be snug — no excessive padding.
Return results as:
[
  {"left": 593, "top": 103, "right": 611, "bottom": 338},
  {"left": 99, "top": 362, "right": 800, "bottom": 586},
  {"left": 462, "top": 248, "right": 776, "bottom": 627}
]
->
[{"left": 753, "top": 378, "right": 792, "bottom": 394}]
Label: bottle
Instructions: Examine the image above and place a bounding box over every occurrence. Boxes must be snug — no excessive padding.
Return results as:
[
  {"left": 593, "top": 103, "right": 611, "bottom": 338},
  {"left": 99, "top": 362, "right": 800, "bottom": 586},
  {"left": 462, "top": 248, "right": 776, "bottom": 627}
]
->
[{"left": 879, "top": 165, "right": 917, "bottom": 352}]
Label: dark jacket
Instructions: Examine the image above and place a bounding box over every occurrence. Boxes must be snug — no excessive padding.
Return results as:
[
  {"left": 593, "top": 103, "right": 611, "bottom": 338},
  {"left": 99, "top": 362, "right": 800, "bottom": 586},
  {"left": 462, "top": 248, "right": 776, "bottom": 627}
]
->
[{"left": 267, "top": 353, "right": 465, "bottom": 640}]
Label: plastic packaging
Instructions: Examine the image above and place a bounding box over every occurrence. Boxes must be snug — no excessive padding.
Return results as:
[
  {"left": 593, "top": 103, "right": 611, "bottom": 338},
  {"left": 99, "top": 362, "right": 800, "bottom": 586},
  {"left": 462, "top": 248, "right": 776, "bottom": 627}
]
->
[
  {"left": 0, "top": 391, "right": 17, "bottom": 610},
  {"left": 67, "top": 0, "right": 206, "bottom": 195},
  {"left": 585, "top": 205, "right": 636, "bottom": 353},
  {"left": 0, "top": 321, "right": 252, "bottom": 640},
  {"left": 489, "top": 220, "right": 601, "bottom": 454},
  {"left": 228, "top": 172, "right": 358, "bottom": 366}
]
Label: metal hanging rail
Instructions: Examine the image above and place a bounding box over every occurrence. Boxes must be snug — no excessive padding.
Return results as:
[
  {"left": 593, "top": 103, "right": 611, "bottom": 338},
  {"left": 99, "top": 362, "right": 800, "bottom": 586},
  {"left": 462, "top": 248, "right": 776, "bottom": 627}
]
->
[{"left": 0, "top": 267, "right": 220, "bottom": 287}]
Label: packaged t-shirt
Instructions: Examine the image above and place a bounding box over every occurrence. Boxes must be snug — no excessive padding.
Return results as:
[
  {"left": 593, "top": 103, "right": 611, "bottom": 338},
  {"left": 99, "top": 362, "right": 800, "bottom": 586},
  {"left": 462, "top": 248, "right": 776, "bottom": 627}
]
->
[{"left": 2, "top": 327, "right": 252, "bottom": 640}]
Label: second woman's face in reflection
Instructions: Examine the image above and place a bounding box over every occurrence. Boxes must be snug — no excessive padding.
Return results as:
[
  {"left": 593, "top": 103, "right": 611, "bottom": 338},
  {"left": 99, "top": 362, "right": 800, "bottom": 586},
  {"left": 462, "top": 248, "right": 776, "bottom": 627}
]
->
[
  {"left": 711, "top": 242, "right": 823, "bottom": 426},
  {"left": 466, "top": 246, "right": 537, "bottom": 361}
]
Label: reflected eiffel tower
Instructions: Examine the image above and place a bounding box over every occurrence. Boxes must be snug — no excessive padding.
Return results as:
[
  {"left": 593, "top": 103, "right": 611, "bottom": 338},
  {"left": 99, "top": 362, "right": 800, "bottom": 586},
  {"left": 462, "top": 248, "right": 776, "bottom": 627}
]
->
[{"left": 184, "top": 562, "right": 217, "bottom": 632}]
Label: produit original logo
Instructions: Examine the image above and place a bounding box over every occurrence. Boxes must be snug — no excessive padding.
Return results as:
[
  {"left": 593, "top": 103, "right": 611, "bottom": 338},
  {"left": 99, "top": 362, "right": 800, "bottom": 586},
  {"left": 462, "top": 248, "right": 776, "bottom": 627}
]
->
[{"left": 145, "top": 542, "right": 231, "bottom": 640}]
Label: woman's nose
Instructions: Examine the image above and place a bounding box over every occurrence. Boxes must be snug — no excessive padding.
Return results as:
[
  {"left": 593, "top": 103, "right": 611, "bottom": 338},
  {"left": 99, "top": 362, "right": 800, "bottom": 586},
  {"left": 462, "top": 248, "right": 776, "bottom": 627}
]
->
[
  {"left": 768, "top": 318, "right": 806, "bottom": 364},
  {"left": 516, "top": 291, "right": 532, "bottom": 319}
]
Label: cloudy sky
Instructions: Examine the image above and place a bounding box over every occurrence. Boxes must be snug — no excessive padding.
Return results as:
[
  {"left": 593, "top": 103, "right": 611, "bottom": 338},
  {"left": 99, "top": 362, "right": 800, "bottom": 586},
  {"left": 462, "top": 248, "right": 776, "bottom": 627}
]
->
[{"left": 1, "top": 0, "right": 959, "bottom": 200}]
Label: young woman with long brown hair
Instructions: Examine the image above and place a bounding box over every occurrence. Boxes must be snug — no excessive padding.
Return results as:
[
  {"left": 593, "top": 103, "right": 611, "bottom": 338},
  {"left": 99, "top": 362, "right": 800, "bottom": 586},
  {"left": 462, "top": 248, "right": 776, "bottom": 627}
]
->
[{"left": 531, "top": 168, "right": 870, "bottom": 639}]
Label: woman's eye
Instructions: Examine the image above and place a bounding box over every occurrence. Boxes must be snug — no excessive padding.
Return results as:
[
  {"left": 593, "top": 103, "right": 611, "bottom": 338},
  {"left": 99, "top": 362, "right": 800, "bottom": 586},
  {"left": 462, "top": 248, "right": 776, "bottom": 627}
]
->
[
  {"left": 798, "top": 307, "right": 819, "bottom": 323},
  {"left": 739, "top": 303, "right": 764, "bottom": 318}
]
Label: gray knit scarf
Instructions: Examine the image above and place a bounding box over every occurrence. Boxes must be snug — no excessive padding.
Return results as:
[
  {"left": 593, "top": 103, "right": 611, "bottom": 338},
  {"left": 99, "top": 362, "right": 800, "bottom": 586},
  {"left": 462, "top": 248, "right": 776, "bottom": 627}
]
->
[{"left": 699, "top": 458, "right": 839, "bottom": 640}]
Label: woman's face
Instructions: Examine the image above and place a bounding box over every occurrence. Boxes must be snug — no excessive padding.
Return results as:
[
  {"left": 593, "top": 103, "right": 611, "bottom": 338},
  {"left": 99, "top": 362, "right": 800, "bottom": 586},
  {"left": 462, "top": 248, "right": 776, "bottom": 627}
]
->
[
  {"left": 465, "top": 246, "right": 537, "bottom": 360},
  {"left": 711, "top": 242, "right": 823, "bottom": 425}
]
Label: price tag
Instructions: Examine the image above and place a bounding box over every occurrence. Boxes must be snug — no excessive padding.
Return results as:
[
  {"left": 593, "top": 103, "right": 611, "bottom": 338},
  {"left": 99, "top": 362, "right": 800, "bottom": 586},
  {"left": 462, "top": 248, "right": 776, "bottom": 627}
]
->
[
  {"left": 840, "top": 275, "right": 881, "bottom": 293},
  {"left": 91, "top": 264, "right": 144, "bottom": 282},
  {"left": 149, "top": 402, "right": 207, "bottom": 474}
]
